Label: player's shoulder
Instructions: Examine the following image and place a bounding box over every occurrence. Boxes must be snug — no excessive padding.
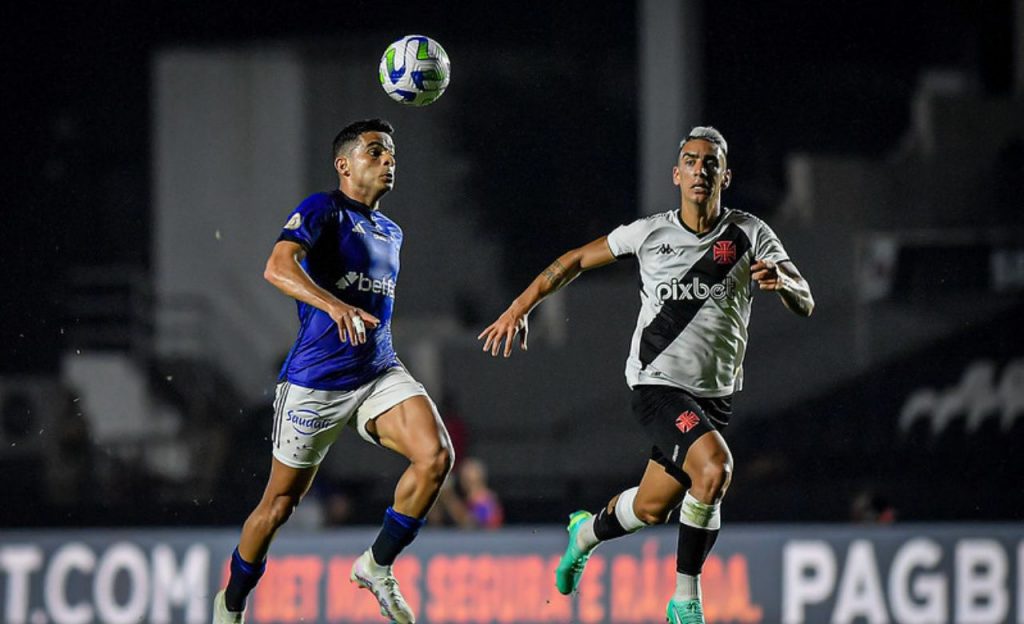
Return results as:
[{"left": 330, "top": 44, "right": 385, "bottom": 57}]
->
[
  {"left": 722, "top": 206, "right": 774, "bottom": 231},
  {"left": 620, "top": 209, "right": 677, "bottom": 231},
  {"left": 371, "top": 209, "right": 403, "bottom": 236},
  {"left": 296, "top": 191, "right": 341, "bottom": 215},
  {"left": 371, "top": 208, "right": 399, "bottom": 226}
]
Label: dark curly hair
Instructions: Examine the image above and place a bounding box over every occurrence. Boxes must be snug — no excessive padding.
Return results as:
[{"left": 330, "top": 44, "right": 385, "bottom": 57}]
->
[{"left": 332, "top": 118, "right": 395, "bottom": 159}]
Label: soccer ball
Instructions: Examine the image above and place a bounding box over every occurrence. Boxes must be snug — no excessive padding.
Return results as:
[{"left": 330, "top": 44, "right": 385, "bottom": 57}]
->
[{"left": 378, "top": 35, "right": 450, "bottom": 106}]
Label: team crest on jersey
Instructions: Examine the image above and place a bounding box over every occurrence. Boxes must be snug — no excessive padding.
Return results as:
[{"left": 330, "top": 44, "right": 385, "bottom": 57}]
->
[
  {"left": 284, "top": 213, "right": 302, "bottom": 230},
  {"left": 713, "top": 240, "right": 737, "bottom": 264}
]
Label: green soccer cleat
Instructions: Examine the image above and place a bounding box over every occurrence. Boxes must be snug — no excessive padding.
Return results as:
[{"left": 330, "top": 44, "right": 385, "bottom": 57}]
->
[
  {"left": 666, "top": 597, "right": 706, "bottom": 624},
  {"left": 554, "top": 510, "right": 594, "bottom": 595}
]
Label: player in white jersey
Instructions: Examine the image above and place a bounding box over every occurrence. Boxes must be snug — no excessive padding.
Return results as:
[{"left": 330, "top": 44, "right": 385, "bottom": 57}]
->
[{"left": 479, "top": 126, "right": 813, "bottom": 624}]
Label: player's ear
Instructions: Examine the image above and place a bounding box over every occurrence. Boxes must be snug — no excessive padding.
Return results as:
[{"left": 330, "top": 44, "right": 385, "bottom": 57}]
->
[
  {"left": 721, "top": 168, "right": 732, "bottom": 190},
  {"left": 335, "top": 155, "right": 349, "bottom": 177},
  {"left": 672, "top": 165, "right": 681, "bottom": 187}
]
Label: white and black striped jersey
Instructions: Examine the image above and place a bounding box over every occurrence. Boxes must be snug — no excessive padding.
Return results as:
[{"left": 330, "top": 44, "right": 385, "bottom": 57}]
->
[{"left": 606, "top": 207, "right": 789, "bottom": 397}]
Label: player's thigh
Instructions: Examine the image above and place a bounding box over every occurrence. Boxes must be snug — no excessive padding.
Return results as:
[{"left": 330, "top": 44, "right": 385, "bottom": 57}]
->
[
  {"left": 369, "top": 395, "right": 452, "bottom": 461},
  {"left": 271, "top": 382, "right": 360, "bottom": 469},
  {"left": 681, "top": 429, "right": 733, "bottom": 479},
  {"left": 634, "top": 459, "right": 689, "bottom": 518},
  {"left": 257, "top": 457, "right": 319, "bottom": 506},
  {"left": 355, "top": 367, "right": 453, "bottom": 461},
  {"left": 631, "top": 385, "right": 719, "bottom": 481}
]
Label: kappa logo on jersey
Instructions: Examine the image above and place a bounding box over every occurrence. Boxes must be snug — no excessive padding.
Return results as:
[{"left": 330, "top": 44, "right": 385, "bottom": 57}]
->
[
  {"left": 655, "top": 277, "right": 736, "bottom": 302},
  {"left": 713, "top": 240, "right": 737, "bottom": 264},
  {"left": 284, "top": 213, "right": 302, "bottom": 230},
  {"left": 675, "top": 411, "right": 700, "bottom": 433},
  {"left": 655, "top": 243, "right": 676, "bottom": 255},
  {"left": 287, "top": 408, "right": 329, "bottom": 435},
  {"left": 336, "top": 271, "right": 396, "bottom": 298}
]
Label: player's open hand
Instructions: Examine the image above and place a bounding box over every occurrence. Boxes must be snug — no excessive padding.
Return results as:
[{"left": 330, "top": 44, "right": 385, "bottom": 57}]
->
[
  {"left": 751, "top": 259, "right": 785, "bottom": 291},
  {"left": 478, "top": 308, "right": 529, "bottom": 358},
  {"left": 331, "top": 305, "right": 380, "bottom": 345}
]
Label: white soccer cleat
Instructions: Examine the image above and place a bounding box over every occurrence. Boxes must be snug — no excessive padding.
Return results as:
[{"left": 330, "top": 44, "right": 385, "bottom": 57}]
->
[
  {"left": 350, "top": 549, "right": 416, "bottom": 624},
  {"left": 211, "top": 590, "right": 245, "bottom": 624}
]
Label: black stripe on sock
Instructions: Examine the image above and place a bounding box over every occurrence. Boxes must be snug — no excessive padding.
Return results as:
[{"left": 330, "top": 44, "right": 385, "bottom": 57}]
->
[
  {"left": 676, "top": 524, "right": 720, "bottom": 575},
  {"left": 593, "top": 507, "right": 629, "bottom": 541}
]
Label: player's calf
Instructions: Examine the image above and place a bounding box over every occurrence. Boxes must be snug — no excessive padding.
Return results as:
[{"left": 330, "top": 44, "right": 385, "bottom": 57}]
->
[
  {"left": 669, "top": 491, "right": 722, "bottom": 623},
  {"left": 555, "top": 486, "right": 651, "bottom": 595},
  {"left": 248, "top": 494, "right": 300, "bottom": 537},
  {"left": 410, "top": 445, "right": 453, "bottom": 493}
]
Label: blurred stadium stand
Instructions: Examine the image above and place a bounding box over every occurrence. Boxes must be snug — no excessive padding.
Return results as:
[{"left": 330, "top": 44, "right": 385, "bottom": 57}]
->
[{"left": 2, "top": 33, "right": 1022, "bottom": 529}]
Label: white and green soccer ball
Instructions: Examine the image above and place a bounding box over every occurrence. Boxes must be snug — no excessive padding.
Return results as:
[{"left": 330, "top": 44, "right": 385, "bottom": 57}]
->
[{"left": 378, "top": 35, "right": 450, "bottom": 106}]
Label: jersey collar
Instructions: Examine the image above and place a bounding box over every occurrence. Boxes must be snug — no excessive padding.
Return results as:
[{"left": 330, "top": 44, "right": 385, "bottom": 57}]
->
[
  {"left": 333, "top": 190, "right": 377, "bottom": 218},
  {"left": 674, "top": 207, "right": 728, "bottom": 238}
]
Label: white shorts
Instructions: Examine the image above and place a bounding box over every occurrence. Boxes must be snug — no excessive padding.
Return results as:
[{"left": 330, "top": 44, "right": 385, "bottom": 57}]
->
[{"left": 271, "top": 366, "right": 433, "bottom": 469}]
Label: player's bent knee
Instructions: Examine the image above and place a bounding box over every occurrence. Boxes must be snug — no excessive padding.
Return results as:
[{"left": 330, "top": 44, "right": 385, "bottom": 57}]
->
[
  {"left": 264, "top": 495, "right": 300, "bottom": 529},
  {"left": 693, "top": 460, "right": 733, "bottom": 502},
  {"left": 621, "top": 487, "right": 665, "bottom": 527},
  {"left": 413, "top": 444, "right": 453, "bottom": 482},
  {"left": 634, "top": 504, "right": 671, "bottom": 525},
  {"left": 435, "top": 445, "right": 454, "bottom": 478}
]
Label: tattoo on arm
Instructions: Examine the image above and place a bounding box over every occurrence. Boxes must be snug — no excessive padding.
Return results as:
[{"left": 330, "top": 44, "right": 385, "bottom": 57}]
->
[
  {"left": 778, "top": 277, "right": 814, "bottom": 317},
  {"left": 541, "top": 259, "right": 568, "bottom": 287}
]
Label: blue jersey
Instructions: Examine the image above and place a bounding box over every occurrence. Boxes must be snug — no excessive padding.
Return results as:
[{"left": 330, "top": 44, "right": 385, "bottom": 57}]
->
[{"left": 276, "top": 191, "right": 402, "bottom": 391}]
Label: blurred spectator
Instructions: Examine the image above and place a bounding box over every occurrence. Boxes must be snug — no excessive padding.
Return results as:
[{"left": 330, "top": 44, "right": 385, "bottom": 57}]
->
[
  {"left": 325, "top": 490, "right": 355, "bottom": 525},
  {"left": 440, "top": 390, "right": 470, "bottom": 463},
  {"left": 436, "top": 457, "right": 504, "bottom": 530},
  {"left": 994, "top": 136, "right": 1024, "bottom": 225},
  {"left": 322, "top": 479, "right": 374, "bottom": 525},
  {"left": 45, "top": 387, "right": 95, "bottom": 506},
  {"left": 1, "top": 390, "right": 42, "bottom": 501},
  {"left": 850, "top": 489, "right": 896, "bottom": 524},
  {"left": 287, "top": 490, "right": 326, "bottom": 530},
  {"left": 1, "top": 390, "right": 35, "bottom": 442}
]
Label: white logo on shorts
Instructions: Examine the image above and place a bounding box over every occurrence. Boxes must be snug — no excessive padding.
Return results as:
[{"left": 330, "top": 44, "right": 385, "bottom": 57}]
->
[{"left": 287, "top": 409, "right": 329, "bottom": 435}]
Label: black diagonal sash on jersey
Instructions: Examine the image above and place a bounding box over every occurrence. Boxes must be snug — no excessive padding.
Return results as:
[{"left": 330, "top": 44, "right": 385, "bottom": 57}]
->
[{"left": 639, "top": 223, "right": 752, "bottom": 369}]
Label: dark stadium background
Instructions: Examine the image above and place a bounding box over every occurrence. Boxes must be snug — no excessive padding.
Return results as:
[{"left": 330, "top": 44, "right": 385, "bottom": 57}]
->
[{"left": 1, "top": 0, "right": 1020, "bottom": 531}]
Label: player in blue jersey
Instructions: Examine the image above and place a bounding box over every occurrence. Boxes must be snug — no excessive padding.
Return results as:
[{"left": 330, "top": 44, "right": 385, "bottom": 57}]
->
[{"left": 213, "top": 119, "right": 453, "bottom": 624}]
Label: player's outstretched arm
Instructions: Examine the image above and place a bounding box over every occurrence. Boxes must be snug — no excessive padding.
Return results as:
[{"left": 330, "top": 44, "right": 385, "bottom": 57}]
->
[
  {"left": 478, "top": 236, "right": 617, "bottom": 357},
  {"left": 264, "top": 240, "right": 381, "bottom": 344},
  {"left": 750, "top": 258, "right": 814, "bottom": 317}
]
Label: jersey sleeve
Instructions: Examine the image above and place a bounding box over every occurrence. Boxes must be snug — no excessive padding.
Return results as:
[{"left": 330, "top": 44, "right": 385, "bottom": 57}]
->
[
  {"left": 606, "top": 218, "right": 652, "bottom": 258},
  {"left": 276, "top": 193, "right": 334, "bottom": 249},
  {"left": 753, "top": 218, "right": 790, "bottom": 264}
]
